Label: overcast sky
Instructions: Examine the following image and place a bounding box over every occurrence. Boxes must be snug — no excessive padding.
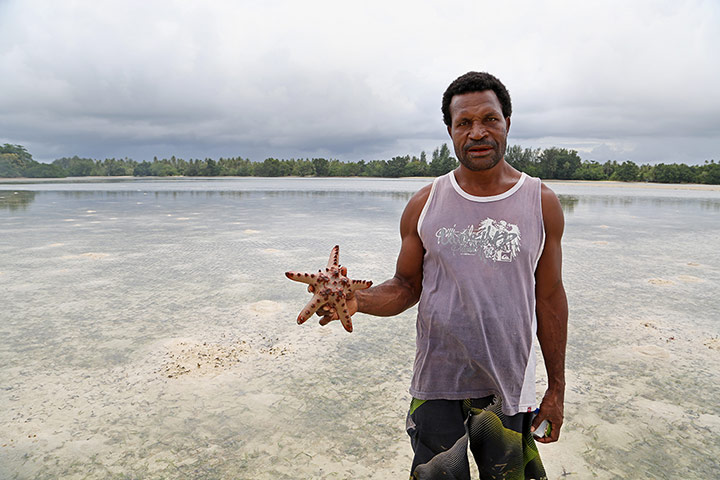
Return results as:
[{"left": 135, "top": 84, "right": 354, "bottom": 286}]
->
[{"left": 1, "top": 0, "right": 718, "bottom": 165}]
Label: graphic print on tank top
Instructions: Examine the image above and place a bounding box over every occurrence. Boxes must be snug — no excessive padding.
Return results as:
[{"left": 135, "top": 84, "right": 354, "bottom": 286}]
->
[{"left": 434, "top": 218, "right": 521, "bottom": 262}]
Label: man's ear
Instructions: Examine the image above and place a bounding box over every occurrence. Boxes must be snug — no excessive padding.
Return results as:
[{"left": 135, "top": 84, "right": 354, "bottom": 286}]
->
[
  {"left": 506, "top": 116, "right": 511, "bottom": 133},
  {"left": 447, "top": 125, "right": 452, "bottom": 137}
]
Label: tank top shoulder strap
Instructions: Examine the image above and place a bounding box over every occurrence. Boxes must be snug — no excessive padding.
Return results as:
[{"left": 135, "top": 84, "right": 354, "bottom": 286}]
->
[{"left": 417, "top": 172, "right": 451, "bottom": 236}]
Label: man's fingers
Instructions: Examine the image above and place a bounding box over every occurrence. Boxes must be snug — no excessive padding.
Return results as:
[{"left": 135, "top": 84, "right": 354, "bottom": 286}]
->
[
  {"left": 532, "top": 415, "right": 562, "bottom": 443},
  {"left": 315, "top": 304, "right": 333, "bottom": 316},
  {"left": 535, "top": 427, "right": 560, "bottom": 443},
  {"left": 314, "top": 303, "right": 338, "bottom": 326}
]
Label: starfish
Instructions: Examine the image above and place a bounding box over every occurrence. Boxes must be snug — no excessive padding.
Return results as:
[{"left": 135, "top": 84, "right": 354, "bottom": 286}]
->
[{"left": 285, "top": 245, "right": 372, "bottom": 332}]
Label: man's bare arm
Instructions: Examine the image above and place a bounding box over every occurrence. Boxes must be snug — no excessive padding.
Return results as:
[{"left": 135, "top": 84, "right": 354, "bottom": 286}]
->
[
  {"left": 318, "top": 184, "right": 429, "bottom": 324},
  {"left": 533, "top": 183, "right": 569, "bottom": 444}
]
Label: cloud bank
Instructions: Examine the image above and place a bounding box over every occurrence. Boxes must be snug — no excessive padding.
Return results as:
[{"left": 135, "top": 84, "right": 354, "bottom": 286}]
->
[{"left": 1, "top": 0, "right": 718, "bottom": 164}]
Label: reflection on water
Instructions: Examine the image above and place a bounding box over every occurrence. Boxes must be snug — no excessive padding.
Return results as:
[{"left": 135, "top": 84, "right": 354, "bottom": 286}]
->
[
  {"left": 43, "top": 188, "right": 720, "bottom": 211},
  {"left": 1, "top": 178, "right": 719, "bottom": 479},
  {"left": 0, "top": 191, "right": 35, "bottom": 211},
  {"left": 557, "top": 195, "right": 579, "bottom": 213},
  {"left": 0, "top": 186, "right": 418, "bottom": 208}
]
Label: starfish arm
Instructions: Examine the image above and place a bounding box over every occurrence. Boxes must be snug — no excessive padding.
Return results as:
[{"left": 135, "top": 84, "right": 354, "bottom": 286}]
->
[
  {"left": 327, "top": 245, "right": 340, "bottom": 269},
  {"left": 329, "top": 297, "right": 353, "bottom": 333},
  {"left": 296, "top": 292, "right": 326, "bottom": 324},
  {"left": 285, "top": 271, "right": 319, "bottom": 286},
  {"left": 348, "top": 279, "right": 373, "bottom": 292}
]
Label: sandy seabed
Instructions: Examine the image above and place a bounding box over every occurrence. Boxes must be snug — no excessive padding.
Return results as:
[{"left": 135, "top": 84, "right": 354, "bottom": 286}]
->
[
  {"left": 4, "top": 274, "right": 719, "bottom": 479},
  {"left": 1, "top": 302, "right": 415, "bottom": 479},
  {"left": 1, "top": 179, "right": 719, "bottom": 479}
]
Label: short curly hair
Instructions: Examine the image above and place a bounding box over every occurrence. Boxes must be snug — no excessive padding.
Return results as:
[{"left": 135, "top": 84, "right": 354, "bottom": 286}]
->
[{"left": 442, "top": 71, "right": 512, "bottom": 126}]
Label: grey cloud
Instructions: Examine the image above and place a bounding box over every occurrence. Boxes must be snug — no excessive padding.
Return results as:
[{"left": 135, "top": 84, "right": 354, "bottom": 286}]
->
[{"left": 1, "top": 0, "right": 718, "bottom": 165}]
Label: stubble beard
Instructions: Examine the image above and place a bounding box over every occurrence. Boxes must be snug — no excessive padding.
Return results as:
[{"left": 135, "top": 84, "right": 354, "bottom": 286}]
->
[{"left": 456, "top": 139, "right": 506, "bottom": 172}]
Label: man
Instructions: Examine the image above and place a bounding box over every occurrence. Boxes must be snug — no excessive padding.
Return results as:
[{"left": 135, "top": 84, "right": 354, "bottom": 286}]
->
[{"left": 319, "top": 71, "right": 567, "bottom": 479}]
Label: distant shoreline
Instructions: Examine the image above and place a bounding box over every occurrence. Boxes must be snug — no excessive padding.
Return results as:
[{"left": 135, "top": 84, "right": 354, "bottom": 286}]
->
[
  {"left": 543, "top": 179, "right": 720, "bottom": 191},
  {"left": 1, "top": 175, "right": 720, "bottom": 191}
]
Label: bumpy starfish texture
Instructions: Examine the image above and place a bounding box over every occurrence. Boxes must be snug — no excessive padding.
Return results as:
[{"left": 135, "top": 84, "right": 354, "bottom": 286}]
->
[{"left": 285, "top": 245, "right": 372, "bottom": 332}]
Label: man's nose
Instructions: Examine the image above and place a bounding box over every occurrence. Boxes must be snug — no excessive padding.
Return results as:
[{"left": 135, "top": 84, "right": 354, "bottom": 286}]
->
[{"left": 468, "top": 122, "right": 487, "bottom": 139}]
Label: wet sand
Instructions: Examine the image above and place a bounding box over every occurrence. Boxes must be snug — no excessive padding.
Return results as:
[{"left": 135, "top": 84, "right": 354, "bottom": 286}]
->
[{"left": 2, "top": 180, "right": 719, "bottom": 478}]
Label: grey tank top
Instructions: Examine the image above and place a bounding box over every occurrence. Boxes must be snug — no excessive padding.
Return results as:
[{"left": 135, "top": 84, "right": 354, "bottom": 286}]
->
[{"left": 410, "top": 171, "right": 545, "bottom": 415}]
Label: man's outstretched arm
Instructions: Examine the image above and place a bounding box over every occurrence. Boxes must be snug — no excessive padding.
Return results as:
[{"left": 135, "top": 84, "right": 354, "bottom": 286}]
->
[
  {"left": 319, "top": 184, "right": 430, "bottom": 325},
  {"left": 533, "top": 184, "right": 569, "bottom": 444}
]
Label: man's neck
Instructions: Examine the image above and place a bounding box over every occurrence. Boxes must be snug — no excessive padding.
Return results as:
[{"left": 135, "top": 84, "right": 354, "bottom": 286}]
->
[{"left": 452, "top": 160, "right": 523, "bottom": 197}]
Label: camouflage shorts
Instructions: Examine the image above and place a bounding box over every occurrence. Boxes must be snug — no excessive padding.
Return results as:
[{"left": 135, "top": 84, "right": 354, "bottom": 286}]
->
[{"left": 406, "top": 396, "right": 547, "bottom": 480}]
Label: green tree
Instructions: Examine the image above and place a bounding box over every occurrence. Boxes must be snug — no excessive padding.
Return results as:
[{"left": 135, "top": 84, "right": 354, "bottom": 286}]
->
[
  {"left": 151, "top": 159, "right": 179, "bottom": 176},
  {"left": 0, "top": 144, "right": 36, "bottom": 177},
  {"left": 52, "top": 156, "right": 93, "bottom": 176},
  {"left": 255, "top": 158, "right": 282, "bottom": 177},
  {"left": 650, "top": 163, "right": 696, "bottom": 183},
  {"left": 637, "top": 164, "right": 653, "bottom": 182},
  {"left": 362, "top": 160, "right": 387, "bottom": 177},
  {"left": 327, "top": 160, "right": 345, "bottom": 176},
  {"left": 602, "top": 160, "right": 619, "bottom": 179},
  {"left": 102, "top": 157, "right": 133, "bottom": 176},
  {"left": 557, "top": 149, "right": 582, "bottom": 179},
  {"left": 505, "top": 145, "right": 541, "bottom": 176},
  {"left": 184, "top": 159, "right": 200, "bottom": 176},
  {"left": 0, "top": 144, "right": 33, "bottom": 167},
  {"left": 218, "top": 156, "right": 253, "bottom": 176},
  {"left": 312, "top": 158, "right": 329, "bottom": 176},
  {"left": 404, "top": 155, "right": 428, "bottom": 177},
  {"left": 203, "top": 158, "right": 220, "bottom": 176},
  {"left": 173, "top": 157, "right": 190, "bottom": 175},
  {"left": 697, "top": 160, "right": 720, "bottom": 184},
  {"left": 429, "top": 144, "right": 457, "bottom": 176},
  {"left": 279, "top": 159, "right": 295, "bottom": 176},
  {"left": 0, "top": 154, "right": 24, "bottom": 177},
  {"left": 24, "top": 163, "right": 66, "bottom": 178},
  {"left": 573, "top": 161, "right": 607, "bottom": 180},
  {"left": 537, "top": 148, "right": 581, "bottom": 179},
  {"left": 343, "top": 160, "right": 365, "bottom": 176},
  {"left": 385, "top": 155, "right": 409, "bottom": 177},
  {"left": 290, "top": 159, "right": 315, "bottom": 176},
  {"left": 134, "top": 161, "right": 153, "bottom": 176},
  {"left": 610, "top": 161, "right": 639, "bottom": 182}
]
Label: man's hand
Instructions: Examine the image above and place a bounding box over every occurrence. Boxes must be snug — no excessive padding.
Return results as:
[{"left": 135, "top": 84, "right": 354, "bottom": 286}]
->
[
  {"left": 316, "top": 289, "right": 358, "bottom": 326},
  {"left": 304, "top": 284, "right": 358, "bottom": 326},
  {"left": 531, "top": 389, "right": 564, "bottom": 443}
]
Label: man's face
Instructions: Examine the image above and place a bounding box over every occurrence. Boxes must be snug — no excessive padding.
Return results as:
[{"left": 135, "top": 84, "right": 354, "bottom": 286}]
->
[{"left": 447, "top": 90, "right": 511, "bottom": 172}]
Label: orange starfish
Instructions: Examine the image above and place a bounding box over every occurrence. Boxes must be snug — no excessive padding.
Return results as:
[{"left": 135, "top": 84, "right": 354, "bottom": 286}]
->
[{"left": 285, "top": 245, "right": 372, "bottom": 332}]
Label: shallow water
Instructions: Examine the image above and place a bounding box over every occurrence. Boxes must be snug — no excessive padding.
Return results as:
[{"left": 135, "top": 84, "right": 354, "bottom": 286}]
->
[{"left": 1, "top": 177, "right": 719, "bottom": 479}]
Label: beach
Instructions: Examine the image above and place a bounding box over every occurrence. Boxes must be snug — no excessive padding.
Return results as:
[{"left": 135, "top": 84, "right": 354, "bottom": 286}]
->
[{"left": 1, "top": 177, "right": 719, "bottom": 479}]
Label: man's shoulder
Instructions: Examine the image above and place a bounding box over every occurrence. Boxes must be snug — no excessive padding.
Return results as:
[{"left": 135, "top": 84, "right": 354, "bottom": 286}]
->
[
  {"left": 539, "top": 182, "right": 561, "bottom": 209},
  {"left": 407, "top": 181, "right": 435, "bottom": 211},
  {"left": 538, "top": 182, "right": 564, "bottom": 235},
  {"left": 400, "top": 181, "right": 435, "bottom": 235}
]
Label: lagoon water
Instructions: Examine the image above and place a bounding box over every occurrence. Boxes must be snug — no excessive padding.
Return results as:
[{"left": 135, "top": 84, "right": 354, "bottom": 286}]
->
[{"left": 1, "top": 177, "right": 719, "bottom": 479}]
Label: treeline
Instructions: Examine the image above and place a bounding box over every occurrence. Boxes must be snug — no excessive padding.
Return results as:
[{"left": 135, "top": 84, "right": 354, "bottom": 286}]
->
[
  {"left": 504, "top": 145, "right": 720, "bottom": 184},
  {"left": 0, "top": 143, "right": 459, "bottom": 179},
  {"left": 0, "top": 144, "right": 67, "bottom": 178},
  {"left": 1, "top": 143, "right": 719, "bottom": 184},
  {"left": 132, "top": 144, "right": 458, "bottom": 178}
]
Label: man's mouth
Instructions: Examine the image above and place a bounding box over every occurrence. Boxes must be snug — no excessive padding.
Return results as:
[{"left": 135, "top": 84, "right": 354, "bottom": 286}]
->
[{"left": 466, "top": 144, "right": 494, "bottom": 155}]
